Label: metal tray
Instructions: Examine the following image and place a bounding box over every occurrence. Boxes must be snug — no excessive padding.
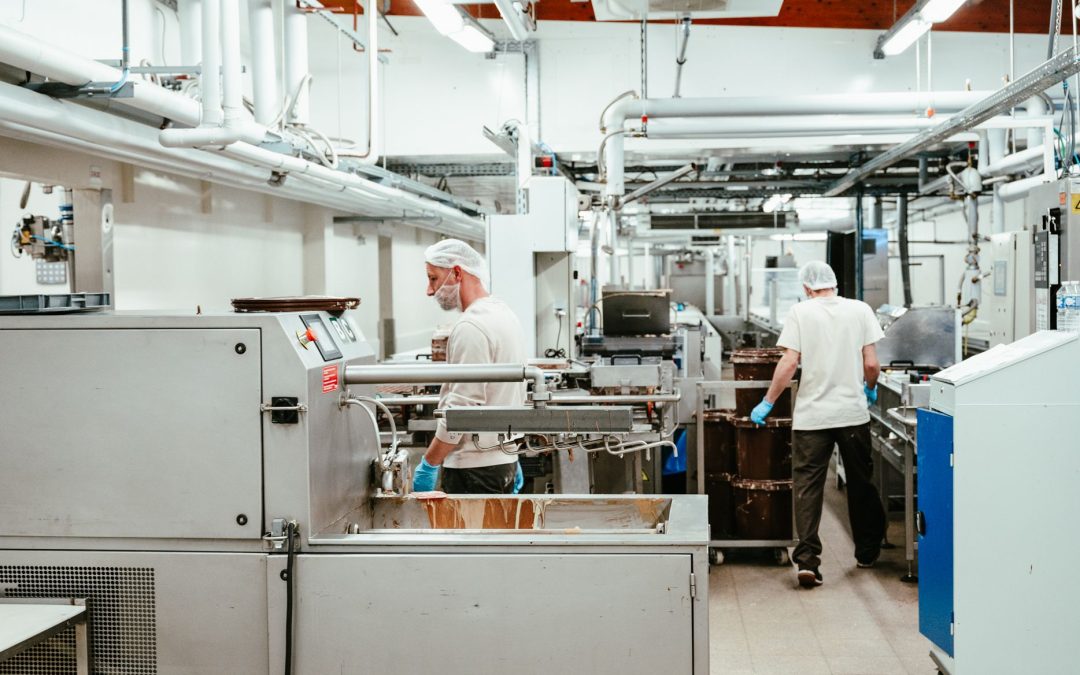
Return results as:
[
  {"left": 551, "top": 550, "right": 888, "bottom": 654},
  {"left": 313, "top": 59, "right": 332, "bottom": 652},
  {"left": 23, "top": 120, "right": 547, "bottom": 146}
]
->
[{"left": 0, "top": 293, "right": 111, "bottom": 314}]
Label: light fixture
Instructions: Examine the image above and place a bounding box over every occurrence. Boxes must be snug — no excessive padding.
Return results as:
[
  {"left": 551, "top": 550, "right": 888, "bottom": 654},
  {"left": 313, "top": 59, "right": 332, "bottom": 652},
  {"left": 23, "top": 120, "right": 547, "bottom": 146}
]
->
[
  {"left": 880, "top": 16, "right": 931, "bottom": 56},
  {"left": 414, "top": 0, "right": 464, "bottom": 35},
  {"left": 492, "top": 0, "right": 532, "bottom": 41},
  {"left": 920, "top": 0, "right": 967, "bottom": 23},
  {"left": 449, "top": 24, "right": 495, "bottom": 53},
  {"left": 874, "top": 0, "right": 966, "bottom": 58},
  {"left": 414, "top": 0, "right": 496, "bottom": 53}
]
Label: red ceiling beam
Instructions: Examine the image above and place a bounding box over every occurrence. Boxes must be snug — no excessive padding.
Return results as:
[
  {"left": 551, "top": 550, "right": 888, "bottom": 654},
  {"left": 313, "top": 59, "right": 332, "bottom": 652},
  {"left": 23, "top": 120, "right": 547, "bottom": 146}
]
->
[{"left": 322, "top": 0, "right": 1073, "bottom": 34}]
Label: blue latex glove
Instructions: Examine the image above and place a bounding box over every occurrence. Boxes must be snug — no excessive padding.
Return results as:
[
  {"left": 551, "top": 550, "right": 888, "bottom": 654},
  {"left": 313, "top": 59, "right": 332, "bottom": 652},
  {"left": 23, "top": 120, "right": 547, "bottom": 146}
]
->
[
  {"left": 513, "top": 463, "right": 524, "bottom": 494},
  {"left": 412, "top": 457, "right": 440, "bottom": 492},
  {"left": 864, "top": 383, "right": 878, "bottom": 408},
  {"left": 750, "top": 399, "right": 774, "bottom": 426}
]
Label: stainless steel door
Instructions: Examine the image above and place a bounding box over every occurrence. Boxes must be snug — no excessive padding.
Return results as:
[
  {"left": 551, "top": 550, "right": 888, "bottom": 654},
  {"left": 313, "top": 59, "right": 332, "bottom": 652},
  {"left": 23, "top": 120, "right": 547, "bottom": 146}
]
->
[
  {"left": 274, "top": 553, "right": 696, "bottom": 674},
  {"left": 0, "top": 328, "right": 263, "bottom": 540}
]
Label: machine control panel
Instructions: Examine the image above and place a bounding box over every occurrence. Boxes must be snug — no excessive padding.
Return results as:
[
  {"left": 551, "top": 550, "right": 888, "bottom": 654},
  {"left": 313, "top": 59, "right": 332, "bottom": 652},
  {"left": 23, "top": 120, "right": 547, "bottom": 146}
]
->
[{"left": 300, "top": 314, "right": 343, "bottom": 361}]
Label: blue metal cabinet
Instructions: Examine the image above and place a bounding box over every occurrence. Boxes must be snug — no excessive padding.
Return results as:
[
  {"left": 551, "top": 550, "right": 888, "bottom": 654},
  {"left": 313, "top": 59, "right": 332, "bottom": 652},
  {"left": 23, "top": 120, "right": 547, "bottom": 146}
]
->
[{"left": 917, "top": 408, "right": 954, "bottom": 658}]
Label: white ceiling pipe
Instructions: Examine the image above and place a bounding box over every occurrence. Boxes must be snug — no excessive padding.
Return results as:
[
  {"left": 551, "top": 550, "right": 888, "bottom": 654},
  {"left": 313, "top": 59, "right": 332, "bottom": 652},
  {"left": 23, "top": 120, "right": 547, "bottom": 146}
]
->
[
  {"left": 336, "top": 0, "right": 379, "bottom": 163},
  {"left": 0, "top": 23, "right": 481, "bottom": 232},
  {"left": 982, "top": 145, "right": 1045, "bottom": 176},
  {"left": 1025, "top": 96, "right": 1047, "bottom": 148},
  {"left": 0, "top": 22, "right": 269, "bottom": 145},
  {"left": 999, "top": 174, "right": 1050, "bottom": 202},
  {"left": 248, "top": 0, "right": 279, "bottom": 126},
  {"left": 0, "top": 80, "right": 484, "bottom": 237},
  {"left": 202, "top": 0, "right": 222, "bottom": 126},
  {"left": 492, "top": 0, "right": 530, "bottom": 41},
  {"left": 178, "top": 0, "right": 203, "bottom": 67},
  {"left": 601, "top": 91, "right": 1000, "bottom": 133},
  {"left": 599, "top": 92, "right": 1000, "bottom": 199},
  {"left": 645, "top": 115, "right": 949, "bottom": 138},
  {"left": 0, "top": 24, "right": 203, "bottom": 126},
  {"left": 283, "top": 2, "right": 311, "bottom": 125},
  {"left": 987, "top": 128, "right": 1007, "bottom": 165},
  {"left": 162, "top": 0, "right": 263, "bottom": 148}
]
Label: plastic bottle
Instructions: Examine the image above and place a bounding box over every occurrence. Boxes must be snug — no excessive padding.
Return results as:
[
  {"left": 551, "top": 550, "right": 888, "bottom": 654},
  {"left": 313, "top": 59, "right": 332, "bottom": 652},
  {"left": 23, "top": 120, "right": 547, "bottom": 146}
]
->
[
  {"left": 1067, "top": 280, "right": 1075, "bottom": 332},
  {"left": 1057, "top": 283, "right": 1069, "bottom": 331}
]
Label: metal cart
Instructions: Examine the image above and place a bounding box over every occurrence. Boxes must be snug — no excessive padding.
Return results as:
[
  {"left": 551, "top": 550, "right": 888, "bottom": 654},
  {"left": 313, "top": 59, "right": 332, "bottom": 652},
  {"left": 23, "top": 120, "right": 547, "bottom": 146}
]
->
[{"left": 695, "top": 380, "right": 798, "bottom": 566}]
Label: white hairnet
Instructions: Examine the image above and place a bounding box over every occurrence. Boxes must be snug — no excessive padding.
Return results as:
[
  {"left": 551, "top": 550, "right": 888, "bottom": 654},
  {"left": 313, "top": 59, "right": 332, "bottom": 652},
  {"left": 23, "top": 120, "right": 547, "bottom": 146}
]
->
[
  {"left": 799, "top": 260, "right": 838, "bottom": 291},
  {"left": 425, "top": 239, "right": 489, "bottom": 290}
]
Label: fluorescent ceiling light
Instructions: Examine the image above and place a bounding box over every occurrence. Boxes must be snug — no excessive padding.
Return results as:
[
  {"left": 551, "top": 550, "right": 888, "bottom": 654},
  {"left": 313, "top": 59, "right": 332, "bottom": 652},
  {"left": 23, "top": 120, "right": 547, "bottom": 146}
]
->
[
  {"left": 921, "top": 0, "right": 967, "bottom": 22},
  {"left": 414, "top": 0, "right": 464, "bottom": 35},
  {"left": 880, "top": 16, "right": 931, "bottom": 56},
  {"left": 448, "top": 24, "right": 495, "bottom": 53}
]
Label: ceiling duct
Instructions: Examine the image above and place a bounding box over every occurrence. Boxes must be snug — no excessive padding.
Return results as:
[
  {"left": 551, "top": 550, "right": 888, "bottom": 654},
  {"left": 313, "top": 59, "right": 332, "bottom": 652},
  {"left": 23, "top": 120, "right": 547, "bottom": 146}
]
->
[
  {"left": 649, "top": 211, "right": 794, "bottom": 230},
  {"left": 591, "top": 0, "right": 781, "bottom": 21}
]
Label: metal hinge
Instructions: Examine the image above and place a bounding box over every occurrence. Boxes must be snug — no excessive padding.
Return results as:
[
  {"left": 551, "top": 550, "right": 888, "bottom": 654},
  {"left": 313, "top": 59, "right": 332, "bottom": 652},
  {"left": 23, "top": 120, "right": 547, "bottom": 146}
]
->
[{"left": 689, "top": 573, "right": 697, "bottom": 599}]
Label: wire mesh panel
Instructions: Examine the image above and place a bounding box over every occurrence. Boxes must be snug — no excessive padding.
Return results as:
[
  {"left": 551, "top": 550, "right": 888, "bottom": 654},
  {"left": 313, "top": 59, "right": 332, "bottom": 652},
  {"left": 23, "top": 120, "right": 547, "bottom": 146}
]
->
[{"left": 0, "top": 566, "right": 157, "bottom": 674}]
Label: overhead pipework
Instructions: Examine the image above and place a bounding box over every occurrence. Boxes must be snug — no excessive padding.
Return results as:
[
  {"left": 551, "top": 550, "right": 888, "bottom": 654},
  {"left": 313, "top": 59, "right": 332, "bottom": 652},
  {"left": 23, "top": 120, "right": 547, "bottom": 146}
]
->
[
  {"left": 0, "top": 11, "right": 485, "bottom": 240},
  {"left": 826, "top": 47, "right": 1080, "bottom": 197},
  {"left": 673, "top": 17, "right": 691, "bottom": 99}
]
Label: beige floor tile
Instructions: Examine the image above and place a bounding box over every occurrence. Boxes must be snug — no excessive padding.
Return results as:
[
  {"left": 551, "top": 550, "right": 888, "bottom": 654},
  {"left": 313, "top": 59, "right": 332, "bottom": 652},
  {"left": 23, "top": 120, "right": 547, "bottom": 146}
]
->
[
  {"left": 900, "top": 656, "right": 939, "bottom": 674},
  {"left": 749, "top": 654, "right": 833, "bottom": 674},
  {"left": 828, "top": 655, "right": 908, "bottom": 675},
  {"left": 706, "top": 464, "right": 928, "bottom": 674},
  {"left": 816, "top": 637, "right": 901, "bottom": 659}
]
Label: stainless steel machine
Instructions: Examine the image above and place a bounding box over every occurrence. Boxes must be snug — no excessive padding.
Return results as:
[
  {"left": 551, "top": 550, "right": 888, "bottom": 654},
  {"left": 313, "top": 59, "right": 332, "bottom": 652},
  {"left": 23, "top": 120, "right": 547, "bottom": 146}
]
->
[
  {"left": 0, "top": 311, "right": 709, "bottom": 674},
  {"left": 864, "top": 305, "right": 960, "bottom": 582}
]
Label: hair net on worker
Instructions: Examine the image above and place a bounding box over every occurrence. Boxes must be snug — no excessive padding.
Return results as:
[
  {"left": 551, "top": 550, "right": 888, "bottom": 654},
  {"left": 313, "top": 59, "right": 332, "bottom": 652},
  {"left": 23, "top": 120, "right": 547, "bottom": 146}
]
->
[
  {"left": 799, "top": 260, "right": 838, "bottom": 291},
  {"left": 425, "top": 239, "right": 489, "bottom": 290}
]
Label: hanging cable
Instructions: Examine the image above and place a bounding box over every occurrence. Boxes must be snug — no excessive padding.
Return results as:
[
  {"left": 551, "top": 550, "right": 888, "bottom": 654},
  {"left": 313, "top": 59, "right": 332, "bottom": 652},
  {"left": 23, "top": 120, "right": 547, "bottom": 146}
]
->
[{"left": 283, "top": 520, "right": 298, "bottom": 675}]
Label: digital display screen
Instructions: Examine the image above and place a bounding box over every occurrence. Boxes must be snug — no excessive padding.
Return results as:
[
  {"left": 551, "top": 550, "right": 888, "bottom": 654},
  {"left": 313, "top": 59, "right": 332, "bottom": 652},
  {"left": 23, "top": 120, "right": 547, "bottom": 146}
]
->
[{"left": 301, "top": 314, "right": 343, "bottom": 362}]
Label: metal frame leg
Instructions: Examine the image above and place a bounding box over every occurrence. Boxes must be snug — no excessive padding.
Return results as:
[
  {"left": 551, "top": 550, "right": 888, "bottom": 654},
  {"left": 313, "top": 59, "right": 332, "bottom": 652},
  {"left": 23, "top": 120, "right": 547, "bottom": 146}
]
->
[{"left": 902, "top": 440, "right": 918, "bottom": 583}]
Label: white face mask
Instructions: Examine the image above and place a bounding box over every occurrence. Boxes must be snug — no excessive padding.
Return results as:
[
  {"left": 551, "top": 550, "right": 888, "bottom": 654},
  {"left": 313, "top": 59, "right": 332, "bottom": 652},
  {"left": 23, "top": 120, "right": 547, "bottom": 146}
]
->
[{"left": 433, "top": 272, "right": 462, "bottom": 311}]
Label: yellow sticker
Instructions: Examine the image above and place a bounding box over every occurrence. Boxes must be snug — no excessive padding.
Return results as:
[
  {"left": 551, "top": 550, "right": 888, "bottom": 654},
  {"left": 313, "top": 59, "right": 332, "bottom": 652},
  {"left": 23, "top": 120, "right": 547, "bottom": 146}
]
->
[{"left": 1072, "top": 195, "right": 1080, "bottom": 214}]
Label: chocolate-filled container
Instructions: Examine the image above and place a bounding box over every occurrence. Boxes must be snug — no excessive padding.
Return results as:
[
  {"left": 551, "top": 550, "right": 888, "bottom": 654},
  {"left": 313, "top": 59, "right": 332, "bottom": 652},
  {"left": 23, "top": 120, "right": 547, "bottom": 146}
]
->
[
  {"left": 732, "top": 479, "right": 793, "bottom": 540},
  {"left": 705, "top": 472, "right": 735, "bottom": 539},
  {"left": 732, "top": 416, "right": 793, "bottom": 480},
  {"left": 703, "top": 409, "right": 737, "bottom": 475},
  {"left": 732, "top": 348, "right": 792, "bottom": 418}
]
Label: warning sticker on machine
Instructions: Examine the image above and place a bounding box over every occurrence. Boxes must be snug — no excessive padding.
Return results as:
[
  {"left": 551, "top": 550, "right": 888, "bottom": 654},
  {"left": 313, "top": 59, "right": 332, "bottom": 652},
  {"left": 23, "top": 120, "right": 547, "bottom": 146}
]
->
[{"left": 322, "top": 365, "right": 339, "bottom": 393}]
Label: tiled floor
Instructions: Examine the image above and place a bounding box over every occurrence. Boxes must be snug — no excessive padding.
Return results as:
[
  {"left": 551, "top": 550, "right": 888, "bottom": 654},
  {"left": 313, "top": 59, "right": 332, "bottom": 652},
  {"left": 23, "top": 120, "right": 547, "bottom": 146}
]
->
[{"left": 707, "top": 474, "right": 935, "bottom": 675}]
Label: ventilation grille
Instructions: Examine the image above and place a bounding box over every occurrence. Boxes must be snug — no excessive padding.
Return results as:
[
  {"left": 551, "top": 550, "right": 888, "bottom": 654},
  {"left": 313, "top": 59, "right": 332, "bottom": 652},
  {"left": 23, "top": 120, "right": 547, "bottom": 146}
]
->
[
  {"left": 0, "top": 566, "right": 157, "bottom": 675},
  {"left": 650, "top": 212, "right": 792, "bottom": 230}
]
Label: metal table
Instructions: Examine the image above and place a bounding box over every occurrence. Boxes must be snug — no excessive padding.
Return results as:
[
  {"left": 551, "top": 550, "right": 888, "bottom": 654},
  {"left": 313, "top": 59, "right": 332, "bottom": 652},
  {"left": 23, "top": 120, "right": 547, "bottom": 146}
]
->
[
  {"left": 0, "top": 599, "right": 89, "bottom": 673},
  {"left": 695, "top": 380, "right": 798, "bottom": 565},
  {"left": 868, "top": 404, "right": 919, "bottom": 582}
]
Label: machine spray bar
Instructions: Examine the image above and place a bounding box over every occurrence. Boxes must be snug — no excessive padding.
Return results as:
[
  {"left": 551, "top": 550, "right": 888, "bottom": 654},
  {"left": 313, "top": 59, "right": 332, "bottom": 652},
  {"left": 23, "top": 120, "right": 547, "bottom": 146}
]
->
[{"left": 344, "top": 363, "right": 551, "bottom": 405}]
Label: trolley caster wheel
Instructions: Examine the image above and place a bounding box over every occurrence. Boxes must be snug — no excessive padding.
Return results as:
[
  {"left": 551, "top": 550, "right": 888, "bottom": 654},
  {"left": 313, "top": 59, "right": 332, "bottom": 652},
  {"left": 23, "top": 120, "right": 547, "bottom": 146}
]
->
[
  {"left": 709, "top": 548, "right": 725, "bottom": 566},
  {"left": 773, "top": 548, "right": 790, "bottom": 566}
]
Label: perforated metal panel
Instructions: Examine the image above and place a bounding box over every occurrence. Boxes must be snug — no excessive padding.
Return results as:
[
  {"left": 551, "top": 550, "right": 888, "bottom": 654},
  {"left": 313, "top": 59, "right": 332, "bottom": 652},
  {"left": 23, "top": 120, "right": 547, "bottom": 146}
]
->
[{"left": 0, "top": 566, "right": 157, "bottom": 674}]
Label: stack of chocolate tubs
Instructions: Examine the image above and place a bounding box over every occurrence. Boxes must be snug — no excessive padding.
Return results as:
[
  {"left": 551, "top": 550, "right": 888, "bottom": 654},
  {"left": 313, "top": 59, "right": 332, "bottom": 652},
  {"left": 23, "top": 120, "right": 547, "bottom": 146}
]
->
[{"left": 703, "top": 348, "right": 795, "bottom": 542}]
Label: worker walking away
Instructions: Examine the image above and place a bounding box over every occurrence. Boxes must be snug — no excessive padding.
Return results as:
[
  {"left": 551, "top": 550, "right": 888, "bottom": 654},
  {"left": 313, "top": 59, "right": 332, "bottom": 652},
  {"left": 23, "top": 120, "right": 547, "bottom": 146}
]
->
[
  {"left": 410, "top": 239, "right": 526, "bottom": 495},
  {"left": 750, "top": 261, "right": 886, "bottom": 589}
]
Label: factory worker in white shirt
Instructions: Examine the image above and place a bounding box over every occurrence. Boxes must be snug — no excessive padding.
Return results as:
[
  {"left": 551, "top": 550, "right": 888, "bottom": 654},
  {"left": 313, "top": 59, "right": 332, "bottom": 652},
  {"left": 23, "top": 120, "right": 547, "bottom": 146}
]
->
[
  {"left": 410, "top": 239, "right": 527, "bottom": 494},
  {"left": 751, "top": 260, "right": 887, "bottom": 589}
]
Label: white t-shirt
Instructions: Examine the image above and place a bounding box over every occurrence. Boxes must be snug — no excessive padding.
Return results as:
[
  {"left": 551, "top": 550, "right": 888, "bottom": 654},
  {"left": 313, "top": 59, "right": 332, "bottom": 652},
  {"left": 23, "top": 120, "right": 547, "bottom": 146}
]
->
[
  {"left": 434, "top": 296, "right": 527, "bottom": 469},
  {"left": 776, "top": 295, "right": 885, "bottom": 431}
]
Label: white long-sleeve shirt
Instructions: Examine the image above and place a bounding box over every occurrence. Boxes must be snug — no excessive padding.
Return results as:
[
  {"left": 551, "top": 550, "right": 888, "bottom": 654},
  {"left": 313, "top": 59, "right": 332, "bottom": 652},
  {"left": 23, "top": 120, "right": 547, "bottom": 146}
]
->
[{"left": 434, "top": 296, "right": 527, "bottom": 469}]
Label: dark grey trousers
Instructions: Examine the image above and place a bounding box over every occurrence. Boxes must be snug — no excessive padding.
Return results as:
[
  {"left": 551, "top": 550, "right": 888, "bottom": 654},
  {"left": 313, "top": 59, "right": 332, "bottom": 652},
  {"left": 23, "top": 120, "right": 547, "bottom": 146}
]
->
[
  {"left": 792, "top": 423, "right": 886, "bottom": 570},
  {"left": 441, "top": 462, "right": 517, "bottom": 494}
]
